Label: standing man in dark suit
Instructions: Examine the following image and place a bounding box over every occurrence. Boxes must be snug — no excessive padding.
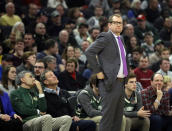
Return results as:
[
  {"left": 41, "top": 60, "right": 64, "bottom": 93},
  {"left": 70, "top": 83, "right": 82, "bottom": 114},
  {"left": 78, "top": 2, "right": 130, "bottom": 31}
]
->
[{"left": 85, "top": 14, "right": 128, "bottom": 131}]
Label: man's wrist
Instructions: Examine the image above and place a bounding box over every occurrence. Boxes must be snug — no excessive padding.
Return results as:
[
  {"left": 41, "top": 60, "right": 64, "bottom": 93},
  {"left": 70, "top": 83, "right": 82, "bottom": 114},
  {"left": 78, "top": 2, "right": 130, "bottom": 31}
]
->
[{"left": 155, "top": 99, "right": 160, "bottom": 105}]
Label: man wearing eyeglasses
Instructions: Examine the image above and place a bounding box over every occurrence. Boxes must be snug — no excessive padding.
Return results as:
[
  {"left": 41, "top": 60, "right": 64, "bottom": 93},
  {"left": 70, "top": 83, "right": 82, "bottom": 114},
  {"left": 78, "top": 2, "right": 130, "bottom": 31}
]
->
[
  {"left": 85, "top": 14, "right": 129, "bottom": 131},
  {"left": 34, "top": 59, "right": 45, "bottom": 81}
]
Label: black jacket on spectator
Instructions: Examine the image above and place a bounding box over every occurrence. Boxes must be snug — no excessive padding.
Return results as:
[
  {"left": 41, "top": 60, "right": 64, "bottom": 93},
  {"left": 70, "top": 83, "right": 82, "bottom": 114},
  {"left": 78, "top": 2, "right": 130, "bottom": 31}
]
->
[
  {"left": 44, "top": 89, "right": 74, "bottom": 117},
  {"left": 58, "top": 71, "right": 86, "bottom": 91}
]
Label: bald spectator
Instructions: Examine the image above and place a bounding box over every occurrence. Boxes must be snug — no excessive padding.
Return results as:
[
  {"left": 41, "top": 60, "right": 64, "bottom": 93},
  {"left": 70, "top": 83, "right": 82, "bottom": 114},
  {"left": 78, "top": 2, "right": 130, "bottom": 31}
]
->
[
  {"left": 58, "top": 30, "right": 70, "bottom": 55},
  {"left": 34, "top": 23, "right": 49, "bottom": 52},
  {"left": 23, "top": 3, "right": 38, "bottom": 33},
  {"left": 122, "top": 24, "right": 135, "bottom": 46},
  {"left": 0, "top": 2, "right": 21, "bottom": 26}
]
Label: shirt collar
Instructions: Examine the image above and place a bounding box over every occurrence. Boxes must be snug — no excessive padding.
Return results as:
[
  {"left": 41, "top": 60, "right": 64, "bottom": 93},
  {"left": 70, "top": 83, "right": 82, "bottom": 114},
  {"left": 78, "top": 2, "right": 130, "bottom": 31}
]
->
[{"left": 44, "top": 86, "right": 60, "bottom": 95}]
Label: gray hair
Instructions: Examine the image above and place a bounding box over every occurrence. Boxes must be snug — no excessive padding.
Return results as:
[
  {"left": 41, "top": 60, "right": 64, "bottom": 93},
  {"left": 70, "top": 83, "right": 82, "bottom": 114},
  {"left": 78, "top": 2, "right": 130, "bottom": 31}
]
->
[
  {"left": 15, "top": 71, "right": 32, "bottom": 86},
  {"left": 40, "top": 70, "right": 52, "bottom": 86},
  {"left": 43, "top": 55, "right": 56, "bottom": 63}
]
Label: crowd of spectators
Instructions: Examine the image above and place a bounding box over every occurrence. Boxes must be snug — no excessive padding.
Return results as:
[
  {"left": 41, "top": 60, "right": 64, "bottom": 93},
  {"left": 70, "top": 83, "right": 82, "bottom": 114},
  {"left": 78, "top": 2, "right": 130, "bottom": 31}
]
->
[{"left": 1, "top": 0, "right": 172, "bottom": 131}]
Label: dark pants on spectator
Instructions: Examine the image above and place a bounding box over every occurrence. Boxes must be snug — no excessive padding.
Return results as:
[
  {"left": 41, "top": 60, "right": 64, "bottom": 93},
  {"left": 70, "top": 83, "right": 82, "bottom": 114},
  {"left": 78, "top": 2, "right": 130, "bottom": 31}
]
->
[
  {"left": 150, "top": 115, "right": 172, "bottom": 131},
  {"left": 70, "top": 120, "right": 96, "bottom": 131},
  {"left": 0, "top": 118, "right": 23, "bottom": 131}
]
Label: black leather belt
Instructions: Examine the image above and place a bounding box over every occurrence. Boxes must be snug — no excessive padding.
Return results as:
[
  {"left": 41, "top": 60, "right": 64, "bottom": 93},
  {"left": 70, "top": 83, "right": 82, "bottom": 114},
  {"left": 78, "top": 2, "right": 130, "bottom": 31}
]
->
[{"left": 116, "top": 78, "right": 124, "bottom": 82}]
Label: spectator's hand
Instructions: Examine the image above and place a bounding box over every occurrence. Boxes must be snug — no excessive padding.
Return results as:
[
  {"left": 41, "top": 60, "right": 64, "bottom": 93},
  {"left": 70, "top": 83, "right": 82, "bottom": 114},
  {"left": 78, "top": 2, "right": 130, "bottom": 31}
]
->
[
  {"left": 14, "top": 114, "right": 22, "bottom": 121},
  {"left": 137, "top": 106, "right": 151, "bottom": 118},
  {"left": 40, "top": 112, "right": 46, "bottom": 115},
  {"left": 0, "top": 114, "right": 11, "bottom": 121},
  {"left": 97, "top": 72, "right": 104, "bottom": 79},
  {"left": 156, "top": 85, "right": 163, "bottom": 101},
  {"left": 34, "top": 80, "right": 43, "bottom": 94},
  {"left": 72, "top": 116, "right": 80, "bottom": 122}
]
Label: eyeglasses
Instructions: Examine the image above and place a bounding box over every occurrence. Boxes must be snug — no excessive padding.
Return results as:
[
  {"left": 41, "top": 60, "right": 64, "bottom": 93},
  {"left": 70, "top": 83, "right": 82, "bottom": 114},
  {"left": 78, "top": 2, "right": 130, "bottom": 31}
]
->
[
  {"left": 34, "top": 66, "right": 44, "bottom": 69},
  {"left": 110, "top": 21, "right": 123, "bottom": 25}
]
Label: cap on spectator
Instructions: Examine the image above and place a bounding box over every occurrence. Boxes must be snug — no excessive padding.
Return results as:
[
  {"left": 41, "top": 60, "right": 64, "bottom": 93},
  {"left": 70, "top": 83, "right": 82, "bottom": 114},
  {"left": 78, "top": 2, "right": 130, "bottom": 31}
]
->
[
  {"left": 154, "top": 39, "right": 164, "bottom": 46},
  {"left": 137, "top": 14, "right": 146, "bottom": 21},
  {"left": 51, "top": 10, "right": 60, "bottom": 17},
  {"left": 112, "top": 0, "right": 120, "bottom": 3}
]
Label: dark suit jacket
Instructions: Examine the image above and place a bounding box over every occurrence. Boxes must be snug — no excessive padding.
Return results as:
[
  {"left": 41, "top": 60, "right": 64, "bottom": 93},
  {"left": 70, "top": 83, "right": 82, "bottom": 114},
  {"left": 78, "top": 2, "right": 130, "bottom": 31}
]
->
[
  {"left": 85, "top": 31, "right": 129, "bottom": 91},
  {"left": 58, "top": 71, "right": 86, "bottom": 91}
]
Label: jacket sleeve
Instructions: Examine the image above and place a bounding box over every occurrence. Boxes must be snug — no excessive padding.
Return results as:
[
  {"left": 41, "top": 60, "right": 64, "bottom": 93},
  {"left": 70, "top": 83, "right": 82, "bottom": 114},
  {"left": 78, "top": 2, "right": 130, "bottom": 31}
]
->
[
  {"left": 10, "top": 90, "right": 45, "bottom": 116},
  {"left": 3, "top": 92, "right": 16, "bottom": 117},
  {"left": 85, "top": 34, "right": 107, "bottom": 74},
  {"left": 78, "top": 92, "right": 102, "bottom": 117}
]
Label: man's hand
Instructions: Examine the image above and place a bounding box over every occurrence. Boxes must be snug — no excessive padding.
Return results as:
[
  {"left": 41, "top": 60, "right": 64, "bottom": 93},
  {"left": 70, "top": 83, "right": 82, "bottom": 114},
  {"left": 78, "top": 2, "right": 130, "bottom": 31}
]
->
[
  {"left": 34, "top": 80, "right": 43, "bottom": 94},
  {"left": 97, "top": 72, "right": 104, "bottom": 79},
  {"left": 40, "top": 112, "right": 46, "bottom": 115},
  {"left": 72, "top": 116, "right": 80, "bottom": 122},
  {"left": 0, "top": 114, "right": 11, "bottom": 121},
  {"left": 156, "top": 85, "right": 163, "bottom": 101},
  {"left": 14, "top": 114, "right": 22, "bottom": 121},
  {"left": 137, "top": 106, "right": 151, "bottom": 118}
]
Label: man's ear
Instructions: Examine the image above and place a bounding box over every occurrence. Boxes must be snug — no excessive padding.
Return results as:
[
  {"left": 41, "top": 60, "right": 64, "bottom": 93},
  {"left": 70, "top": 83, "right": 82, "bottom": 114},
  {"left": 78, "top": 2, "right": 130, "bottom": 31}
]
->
[
  {"left": 44, "top": 80, "right": 48, "bottom": 85},
  {"left": 21, "top": 77, "right": 25, "bottom": 83}
]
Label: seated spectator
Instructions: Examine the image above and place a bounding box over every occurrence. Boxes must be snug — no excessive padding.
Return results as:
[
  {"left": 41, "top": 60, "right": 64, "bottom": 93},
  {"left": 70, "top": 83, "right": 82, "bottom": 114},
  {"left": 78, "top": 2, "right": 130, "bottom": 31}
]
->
[
  {"left": 134, "top": 56, "right": 154, "bottom": 89},
  {"left": 141, "top": 73, "right": 172, "bottom": 131},
  {"left": 24, "top": 33, "right": 35, "bottom": 52},
  {"left": 10, "top": 38, "right": 24, "bottom": 67},
  {"left": 62, "top": 45, "right": 75, "bottom": 65},
  {"left": 0, "top": 89, "right": 22, "bottom": 131},
  {"left": 141, "top": 31, "right": 155, "bottom": 57},
  {"left": 34, "top": 59, "right": 45, "bottom": 81},
  {"left": 75, "top": 23, "right": 89, "bottom": 46},
  {"left": 58, "top": 58, "right": 86, "bottom": 91},
  {"left": 0, "top": 65, "right": 17, "bottom": 95},
  {"left": 16, "top": 51, "right": 36, "bottom": 74},
  {"left": 124, "top": 73, "right": 150, "bottom": 131},
  {"left": 87, "top": 6, "right": 104, "bottom": 29},
  {"left": 34, "top": 22, "right": 49, "bottom": 52},
  {"left": 43, "top": 55, "right": 59, "bottom": 77},
  {"left": 134, "top": 14, "right": 158, "bottom": 43},
  {"left": 127, "top": 35, "right": 139, "bottom": 55},
  {"left": 150, "top": 48, "right": 171, "bottom": 72},
  {"left": 10, "top": 71, "right": 72, "bottom": 131},
  {"left": 76, "top": 74, "right": 102, "bottom": 130},
  {"left": 57, "top": 30, "right": 71, "bottom": 55},
  {"left": 41, "top": 70, "right": 96, "bottom": 131},
  {"left": 128, "top": 47, "right": 143, "bottom": 70},
  {"left": 47, "top": 10, "right": 64, "bottom": 37},
  {"left": 0, "top": 2, "right": 21, "bottom": 26},
  {"left": 10, "top": 22, "right": 25, "bottom": 41},
  {"left": 74, "top": 48, "right": 86, "bottom": 73},
  {"left": 156, "top": 58, "right": 172, "bottom": 80},
  {"left": 37, "top": 39, "right": 64, "bottom": 74},
  {"left": 149, "top": 39, "right": 165, "bottom": 66},
  {"left": 87, "top": 27, "right": 100, "bottom": 44}
]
